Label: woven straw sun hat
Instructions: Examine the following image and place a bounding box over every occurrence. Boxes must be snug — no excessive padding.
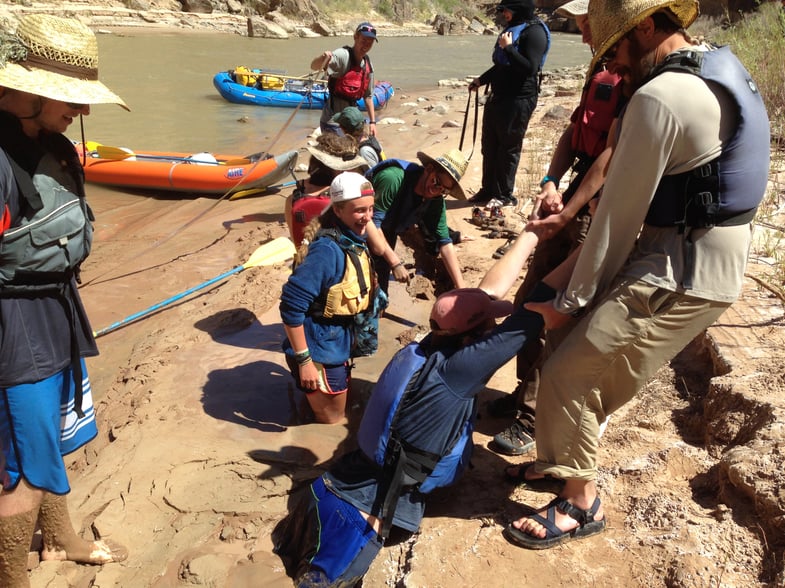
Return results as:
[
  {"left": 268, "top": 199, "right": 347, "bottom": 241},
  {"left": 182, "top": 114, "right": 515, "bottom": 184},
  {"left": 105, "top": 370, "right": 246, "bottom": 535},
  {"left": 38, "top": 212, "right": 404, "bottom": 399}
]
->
[
  {"left": 0, "top": 14, "right": 127, "bottom": 110},
  {"left": 588, "top": 0, "right": 699, "bottom": 72},
  {"left": 307, "top": 144, "right": 368, "bottom": 172},
  {"left": 416, "top": 148, "right": 469, "bottom": 200}
]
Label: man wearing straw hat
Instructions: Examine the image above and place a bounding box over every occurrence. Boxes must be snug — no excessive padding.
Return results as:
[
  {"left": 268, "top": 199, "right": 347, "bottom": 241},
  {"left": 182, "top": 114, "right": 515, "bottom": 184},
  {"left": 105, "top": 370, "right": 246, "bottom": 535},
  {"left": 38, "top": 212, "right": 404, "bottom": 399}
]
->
[
  {"left": 504, "top": 0, "right": 770, "bottom": 549},
  {"left": 0, "top": 14, "right": 129, "bottom": 584},
  {"left": 368, "top": 148, "right": 470, "bottom": 295}
]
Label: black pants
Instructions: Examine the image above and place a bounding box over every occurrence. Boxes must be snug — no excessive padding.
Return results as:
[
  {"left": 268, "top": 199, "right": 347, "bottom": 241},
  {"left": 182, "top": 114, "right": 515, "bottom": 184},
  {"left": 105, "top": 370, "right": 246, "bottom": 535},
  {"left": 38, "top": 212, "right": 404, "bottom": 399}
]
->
[{"left": 480, "top": 94, "right": 538, "bottom": 200}]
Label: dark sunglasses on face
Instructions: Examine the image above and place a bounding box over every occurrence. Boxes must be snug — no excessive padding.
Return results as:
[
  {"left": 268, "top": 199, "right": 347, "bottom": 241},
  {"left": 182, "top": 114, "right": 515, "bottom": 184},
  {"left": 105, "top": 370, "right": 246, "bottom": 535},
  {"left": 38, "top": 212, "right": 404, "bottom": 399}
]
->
[
  {"left": 65, "top": 102, "right": 86, "bottom": 109},
  {"left": 431, "top": 170, "right": 454, "bottom": 195}
]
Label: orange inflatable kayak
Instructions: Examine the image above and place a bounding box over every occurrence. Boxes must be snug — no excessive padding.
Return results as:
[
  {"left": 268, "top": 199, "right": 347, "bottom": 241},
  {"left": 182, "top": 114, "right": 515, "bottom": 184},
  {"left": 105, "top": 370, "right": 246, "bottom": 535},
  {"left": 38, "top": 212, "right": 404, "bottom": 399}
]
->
[{"left": 76, "top": 143, "right": 298, "bottom": 197}]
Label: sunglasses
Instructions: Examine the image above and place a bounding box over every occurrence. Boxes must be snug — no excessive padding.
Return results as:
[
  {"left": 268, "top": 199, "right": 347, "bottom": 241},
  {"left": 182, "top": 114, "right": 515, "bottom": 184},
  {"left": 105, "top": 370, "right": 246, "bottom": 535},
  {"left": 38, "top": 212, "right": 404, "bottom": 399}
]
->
[
  {"left": 65, "top": 102, "right": 87, "bottom": 109},
  {"left": 357, "top": 25, "right": 377, "bottom": 34},
  {"left": 431, "top": 170, "right": 455, "bottom": 195}
]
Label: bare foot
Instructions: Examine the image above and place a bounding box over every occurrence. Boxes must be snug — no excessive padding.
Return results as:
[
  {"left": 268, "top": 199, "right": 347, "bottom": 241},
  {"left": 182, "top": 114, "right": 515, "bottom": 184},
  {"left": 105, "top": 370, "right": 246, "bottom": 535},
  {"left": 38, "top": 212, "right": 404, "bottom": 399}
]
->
[{"left": 41, "top": 538, "right": 128, "bottom": 565}]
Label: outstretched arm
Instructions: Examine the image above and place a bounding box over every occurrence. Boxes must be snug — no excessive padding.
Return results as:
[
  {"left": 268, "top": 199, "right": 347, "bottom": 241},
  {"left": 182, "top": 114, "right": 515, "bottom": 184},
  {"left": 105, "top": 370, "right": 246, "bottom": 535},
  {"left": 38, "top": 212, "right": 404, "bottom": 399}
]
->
[{"left": 478, "top": 231, "right": 539, "bottom": 299}]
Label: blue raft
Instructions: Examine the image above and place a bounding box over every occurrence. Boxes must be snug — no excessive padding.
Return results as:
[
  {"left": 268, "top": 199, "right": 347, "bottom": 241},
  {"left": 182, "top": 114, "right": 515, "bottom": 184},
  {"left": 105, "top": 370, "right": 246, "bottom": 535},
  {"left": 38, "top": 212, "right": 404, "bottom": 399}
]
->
[{"left": 212, "top": 69, "right": 394, "bottom": 110}]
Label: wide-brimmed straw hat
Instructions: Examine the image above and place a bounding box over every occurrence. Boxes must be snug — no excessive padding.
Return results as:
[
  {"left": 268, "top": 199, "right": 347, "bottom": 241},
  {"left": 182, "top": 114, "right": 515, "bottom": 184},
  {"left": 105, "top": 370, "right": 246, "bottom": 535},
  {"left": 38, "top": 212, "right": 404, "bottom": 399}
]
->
[
  {"left": 0, "top": 14, "right": 128, "bottom": 110},
  {"left": 307, "top": 143, "right": 368, "bottom": 171},
  {"left": 588, "top": 0, "right": 699, "bottom": 72},
  {"left": 416, "top": 148, "right": 469, "bottom": 200}
]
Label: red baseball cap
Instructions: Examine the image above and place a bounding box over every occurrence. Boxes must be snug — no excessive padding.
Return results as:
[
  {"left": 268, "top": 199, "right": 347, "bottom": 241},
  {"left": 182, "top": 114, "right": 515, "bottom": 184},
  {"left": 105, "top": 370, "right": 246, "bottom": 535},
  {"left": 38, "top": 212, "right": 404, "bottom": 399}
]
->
[{"left": 430, "top": 288, "right": 513, "bottom": 335}]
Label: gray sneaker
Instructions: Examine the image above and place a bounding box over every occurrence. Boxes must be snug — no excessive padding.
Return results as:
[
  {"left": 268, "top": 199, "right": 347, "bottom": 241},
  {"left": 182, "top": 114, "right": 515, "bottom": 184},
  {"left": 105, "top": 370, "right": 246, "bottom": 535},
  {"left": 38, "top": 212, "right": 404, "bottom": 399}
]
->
[{"left": 492, "top": 418, "right": 535, "bottom": 455}]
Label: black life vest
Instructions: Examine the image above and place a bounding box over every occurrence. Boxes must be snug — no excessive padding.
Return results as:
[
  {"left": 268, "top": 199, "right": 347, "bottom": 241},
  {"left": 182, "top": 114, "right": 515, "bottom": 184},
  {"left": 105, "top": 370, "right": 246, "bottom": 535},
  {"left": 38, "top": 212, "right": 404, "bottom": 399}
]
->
[{"left": 643, "top": 46, "right": 770, "bottom": 230}]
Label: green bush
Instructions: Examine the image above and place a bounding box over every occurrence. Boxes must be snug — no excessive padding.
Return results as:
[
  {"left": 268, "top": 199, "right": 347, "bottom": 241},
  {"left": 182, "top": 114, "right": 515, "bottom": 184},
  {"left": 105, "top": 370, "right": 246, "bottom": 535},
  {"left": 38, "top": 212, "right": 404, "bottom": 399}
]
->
[{"left": 709, "top": 2, "right": 785, "bottom": 143}]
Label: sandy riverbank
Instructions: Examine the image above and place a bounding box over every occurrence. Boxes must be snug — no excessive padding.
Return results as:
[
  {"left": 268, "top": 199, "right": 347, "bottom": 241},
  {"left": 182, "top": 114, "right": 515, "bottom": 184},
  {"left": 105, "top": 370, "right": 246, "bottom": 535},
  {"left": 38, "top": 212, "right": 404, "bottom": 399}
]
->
[{"left": 15, "top": 65, "right": 785, "bottom": 588}]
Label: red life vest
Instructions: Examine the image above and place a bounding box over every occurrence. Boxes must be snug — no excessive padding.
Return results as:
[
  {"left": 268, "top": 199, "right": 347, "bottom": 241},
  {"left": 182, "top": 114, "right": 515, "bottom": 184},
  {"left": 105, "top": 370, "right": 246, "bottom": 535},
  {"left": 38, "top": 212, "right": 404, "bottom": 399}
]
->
[
  {"left": 570, "top": 69, "right": 624, "bottom": 159},
  {"left": 329, "top": 46, "right": 372, "bottom": 101},
  {"left": 290, "top": 191, "right": 330, "bottom": 248}
]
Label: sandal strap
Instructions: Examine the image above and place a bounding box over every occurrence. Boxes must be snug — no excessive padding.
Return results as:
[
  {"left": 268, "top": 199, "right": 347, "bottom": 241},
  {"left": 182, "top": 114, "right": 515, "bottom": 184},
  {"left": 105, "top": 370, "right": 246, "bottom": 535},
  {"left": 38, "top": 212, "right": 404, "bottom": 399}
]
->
[{"left": 554, "top": 497, "right": 601, "bottom": 525}]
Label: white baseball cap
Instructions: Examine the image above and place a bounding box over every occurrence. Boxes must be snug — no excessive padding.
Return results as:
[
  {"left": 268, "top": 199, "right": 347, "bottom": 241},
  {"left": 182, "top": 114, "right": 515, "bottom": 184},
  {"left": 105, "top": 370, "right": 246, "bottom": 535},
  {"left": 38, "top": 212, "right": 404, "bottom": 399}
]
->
[{"left": 329, "top": 172, "right": 375, "bottom": 204}]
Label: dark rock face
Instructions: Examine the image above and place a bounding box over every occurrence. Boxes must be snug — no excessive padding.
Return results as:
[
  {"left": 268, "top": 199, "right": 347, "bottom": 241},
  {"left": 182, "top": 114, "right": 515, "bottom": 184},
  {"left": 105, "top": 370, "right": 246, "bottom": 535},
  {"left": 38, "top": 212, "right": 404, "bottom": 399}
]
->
[{"left": 181, "top": 0, "right": 214, "bottom": 14}]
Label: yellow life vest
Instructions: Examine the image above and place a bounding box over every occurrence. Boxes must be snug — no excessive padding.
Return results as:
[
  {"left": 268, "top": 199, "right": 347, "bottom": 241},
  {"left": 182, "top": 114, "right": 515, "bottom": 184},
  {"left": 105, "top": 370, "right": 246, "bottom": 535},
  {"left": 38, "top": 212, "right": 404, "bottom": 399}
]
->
[
  {"left": 233, "top": 66, "right": 256, "bottom": 87},
  {"left": 322, "top": 244, "right": 372, "bottom": 318}
]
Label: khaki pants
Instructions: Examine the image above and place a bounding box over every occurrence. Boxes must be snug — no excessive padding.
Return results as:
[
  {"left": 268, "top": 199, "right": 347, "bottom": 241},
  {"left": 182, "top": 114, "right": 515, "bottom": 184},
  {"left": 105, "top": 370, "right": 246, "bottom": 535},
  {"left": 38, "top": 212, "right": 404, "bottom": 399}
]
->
[{"left": 534, "top": 277, "right": 730, "bottom": 481}]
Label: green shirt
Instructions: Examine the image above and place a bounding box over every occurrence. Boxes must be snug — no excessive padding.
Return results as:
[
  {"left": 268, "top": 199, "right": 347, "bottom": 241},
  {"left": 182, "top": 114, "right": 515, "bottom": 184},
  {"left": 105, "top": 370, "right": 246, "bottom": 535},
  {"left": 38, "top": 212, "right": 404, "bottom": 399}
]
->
[{"left": 372, "top": 164, "right": 451, "bottom": 247}]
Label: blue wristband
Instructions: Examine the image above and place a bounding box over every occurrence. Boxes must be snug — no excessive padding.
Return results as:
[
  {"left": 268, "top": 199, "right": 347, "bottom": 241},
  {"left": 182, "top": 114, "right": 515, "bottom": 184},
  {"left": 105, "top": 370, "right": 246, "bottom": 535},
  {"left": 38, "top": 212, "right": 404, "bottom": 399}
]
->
[{"left": 540, "top": 175, "right": 559, "bottom": 188}]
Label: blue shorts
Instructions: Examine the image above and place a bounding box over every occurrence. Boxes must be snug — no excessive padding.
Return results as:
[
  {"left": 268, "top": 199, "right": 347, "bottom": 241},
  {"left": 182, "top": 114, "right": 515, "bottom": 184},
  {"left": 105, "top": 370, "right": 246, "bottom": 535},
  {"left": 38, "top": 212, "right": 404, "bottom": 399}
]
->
[
  {"left": 0, "top": 359, "right": 98, "bottom": 494},
  {"left": 286, "top": 355, "right": 351, "bottom": 396},
  {"left": 273, "top": 476, "right": 382, "bottom": 586}
]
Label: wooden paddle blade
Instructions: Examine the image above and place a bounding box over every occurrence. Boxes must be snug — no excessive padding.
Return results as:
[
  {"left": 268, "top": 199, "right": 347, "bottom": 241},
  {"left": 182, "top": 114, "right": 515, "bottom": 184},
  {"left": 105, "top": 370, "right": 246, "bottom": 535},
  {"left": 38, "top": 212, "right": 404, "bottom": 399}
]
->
[{"left": 243, "top": 237, "right": 295, "bottom": 268}]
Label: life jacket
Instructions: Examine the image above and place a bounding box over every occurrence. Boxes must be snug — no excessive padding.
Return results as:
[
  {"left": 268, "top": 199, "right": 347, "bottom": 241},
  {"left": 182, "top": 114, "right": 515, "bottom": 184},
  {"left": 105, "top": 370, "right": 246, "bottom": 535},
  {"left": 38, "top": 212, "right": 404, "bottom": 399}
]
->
[
  {"left": 570, "top": 68, "right": 624, "bottom": 160},
  {"left": 233, "top": 66, "right": 256, "bottom": 87},
  {"left": 365, "top": 157, "right": 414, "bottom": 181},
  {"left": 289, "top": 188, "right": 330, "bottom": 248},
  {"left": 643, "top": 46, "right": 770, "bottom": 230},
  {"left": 306, "top": 227, "right": 386, "bottom": 357},
  {"left": 356, "top": 341, "right": 474, "bottom": 538},
  {"left": 316, "top": 228, "right": 373, "bottom": 319},
  {"left": 0, "top": 148, "right": 93, "bottom": 293},
  {"left": 329, "top": 46, "right": 373, "bottom": 102},
  {"left": 492, "top": 19, "right": 551, "bottom": 70}
]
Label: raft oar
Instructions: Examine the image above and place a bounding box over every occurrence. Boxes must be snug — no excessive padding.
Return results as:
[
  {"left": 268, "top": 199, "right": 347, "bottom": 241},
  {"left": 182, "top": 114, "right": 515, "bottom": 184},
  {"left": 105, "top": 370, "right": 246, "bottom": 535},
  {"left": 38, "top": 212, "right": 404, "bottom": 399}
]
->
[
  {"left": 95, "top": 145, "right": 251, "bottom": 166},
  {"left": 229, "top": 179, "right": 297, "bottom": 201},
  {"left": 93, "top": 236, "right": 295, "bottom": 338}
]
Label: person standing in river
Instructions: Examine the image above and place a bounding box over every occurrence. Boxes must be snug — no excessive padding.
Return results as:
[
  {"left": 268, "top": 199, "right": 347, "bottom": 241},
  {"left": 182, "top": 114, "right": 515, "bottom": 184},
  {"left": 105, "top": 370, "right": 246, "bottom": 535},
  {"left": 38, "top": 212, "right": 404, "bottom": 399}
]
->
[
  {"left": 468, "top": 0, "right": 550, "bottom": 207},
  {"left": 310, "top": 22, "right": 379, "bottom": 138},
  {"left": 0, "top": 14, "right": 130, "bottom": 586}
]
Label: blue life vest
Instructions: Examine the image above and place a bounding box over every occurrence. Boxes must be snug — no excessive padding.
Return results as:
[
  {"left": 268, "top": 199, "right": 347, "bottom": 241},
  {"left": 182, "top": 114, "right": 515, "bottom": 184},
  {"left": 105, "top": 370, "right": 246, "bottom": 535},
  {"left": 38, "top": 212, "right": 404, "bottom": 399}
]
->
[
  {"left": 357, "top": 342, "right": 473, "bottom": 537},
  {"left": 644, "top": 46, "right": 770, "bottom": 229},
  {"left": 492, "top": 19, "right": 550, "bottom": 70},
  {"left": 365, "top": 157, "right": 415, "bottom": 181}
]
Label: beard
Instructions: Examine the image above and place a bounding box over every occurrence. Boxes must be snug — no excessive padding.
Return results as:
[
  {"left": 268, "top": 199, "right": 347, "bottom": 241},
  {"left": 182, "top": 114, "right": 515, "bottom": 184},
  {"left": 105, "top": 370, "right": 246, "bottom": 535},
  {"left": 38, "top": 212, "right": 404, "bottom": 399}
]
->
[{"left": 626, "top": 34, "right": 658, "bottom": 90}]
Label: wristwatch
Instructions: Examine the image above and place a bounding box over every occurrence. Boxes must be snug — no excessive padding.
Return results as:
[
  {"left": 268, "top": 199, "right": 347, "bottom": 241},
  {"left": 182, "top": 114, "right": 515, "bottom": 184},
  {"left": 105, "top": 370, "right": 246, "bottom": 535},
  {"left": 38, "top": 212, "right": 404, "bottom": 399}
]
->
[{"left": 540, "top": 175, "right": 558, "bottom": 188}]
